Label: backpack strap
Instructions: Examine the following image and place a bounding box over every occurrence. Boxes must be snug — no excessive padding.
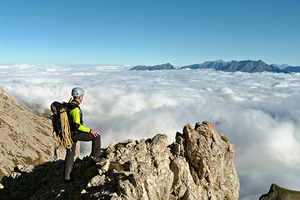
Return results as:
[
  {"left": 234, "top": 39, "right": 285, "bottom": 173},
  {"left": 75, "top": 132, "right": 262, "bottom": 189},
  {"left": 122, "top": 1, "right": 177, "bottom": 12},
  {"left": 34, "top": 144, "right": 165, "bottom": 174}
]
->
[{"left": 68, "top": 103, "right": 79, "bottom": 111}]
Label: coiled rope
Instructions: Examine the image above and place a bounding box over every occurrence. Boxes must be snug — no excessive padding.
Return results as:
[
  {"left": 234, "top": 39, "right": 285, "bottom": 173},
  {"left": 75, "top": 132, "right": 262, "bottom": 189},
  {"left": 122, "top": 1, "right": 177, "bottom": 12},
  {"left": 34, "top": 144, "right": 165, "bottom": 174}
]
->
[{"left": 58, "top": 107, "right": 73, "bottom": 149}]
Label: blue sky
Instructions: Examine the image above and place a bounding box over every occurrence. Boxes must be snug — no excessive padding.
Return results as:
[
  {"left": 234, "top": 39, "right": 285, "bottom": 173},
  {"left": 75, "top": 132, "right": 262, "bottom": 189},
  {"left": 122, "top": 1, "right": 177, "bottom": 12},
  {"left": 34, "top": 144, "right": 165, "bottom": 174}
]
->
[{"left": 0, "top": 0, "right": 299, "bottom": 66}]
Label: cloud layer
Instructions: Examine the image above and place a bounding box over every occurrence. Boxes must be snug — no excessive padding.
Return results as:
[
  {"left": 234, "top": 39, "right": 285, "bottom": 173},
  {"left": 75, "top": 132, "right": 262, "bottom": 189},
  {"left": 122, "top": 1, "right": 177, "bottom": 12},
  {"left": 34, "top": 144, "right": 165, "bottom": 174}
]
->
[{"left": 1, "top": 64, "right": 300, "bottom": 199}]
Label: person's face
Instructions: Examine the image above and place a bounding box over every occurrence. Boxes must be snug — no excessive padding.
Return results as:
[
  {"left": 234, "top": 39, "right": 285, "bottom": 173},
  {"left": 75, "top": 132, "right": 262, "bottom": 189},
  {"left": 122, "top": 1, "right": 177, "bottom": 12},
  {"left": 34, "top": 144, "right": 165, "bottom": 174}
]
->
[{"left": 79, "top": 94, "right": 84, "bottom": 103}]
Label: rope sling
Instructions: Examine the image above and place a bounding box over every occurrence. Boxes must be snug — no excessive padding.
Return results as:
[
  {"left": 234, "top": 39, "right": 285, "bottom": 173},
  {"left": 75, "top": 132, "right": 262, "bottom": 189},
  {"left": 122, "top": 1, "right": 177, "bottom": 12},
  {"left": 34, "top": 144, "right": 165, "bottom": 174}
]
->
[{"left": 58, "top": 107, "right": 73, "bottom": 149}]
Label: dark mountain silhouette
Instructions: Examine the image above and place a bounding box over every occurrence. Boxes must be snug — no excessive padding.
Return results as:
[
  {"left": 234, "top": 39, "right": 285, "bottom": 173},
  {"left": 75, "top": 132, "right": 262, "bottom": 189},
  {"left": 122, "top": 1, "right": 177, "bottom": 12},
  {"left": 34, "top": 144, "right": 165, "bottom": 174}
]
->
[
  {"left": 283, "top": 66, "right": 300, "bottom": 72},
  {"left": 130, "top": 60, "right": 300, "bottom": 73},
  {"left": 181, "top": 60, "right": 228, "bottom": 70},
  {"left": 181, "top": 60, "right": 289, "bottom": 73},
  {"left": 130, "top": 63, "right": 175, "bottom": 71}
]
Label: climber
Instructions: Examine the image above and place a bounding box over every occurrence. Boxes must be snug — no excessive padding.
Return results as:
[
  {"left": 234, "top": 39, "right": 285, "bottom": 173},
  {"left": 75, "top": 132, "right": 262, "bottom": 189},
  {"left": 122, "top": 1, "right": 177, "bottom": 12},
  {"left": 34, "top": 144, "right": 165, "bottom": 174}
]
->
[{"left": 64, "top": 87, "right": 102, "bottom": 183}]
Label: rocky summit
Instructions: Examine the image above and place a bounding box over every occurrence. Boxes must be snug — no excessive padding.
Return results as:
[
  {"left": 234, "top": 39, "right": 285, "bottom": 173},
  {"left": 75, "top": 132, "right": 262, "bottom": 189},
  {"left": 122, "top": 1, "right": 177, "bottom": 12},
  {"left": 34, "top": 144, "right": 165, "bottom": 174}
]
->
[
  {"left": 0, "top": 86, "right": 239, "bottom": 199},
  {"left": 0, "top": 120, "right": 239, "bottom": 200}
]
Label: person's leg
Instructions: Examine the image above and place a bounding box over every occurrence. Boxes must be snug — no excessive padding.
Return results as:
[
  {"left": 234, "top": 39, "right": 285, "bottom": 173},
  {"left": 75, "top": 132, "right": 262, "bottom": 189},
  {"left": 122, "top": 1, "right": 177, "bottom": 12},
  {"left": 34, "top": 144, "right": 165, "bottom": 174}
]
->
[
  {"left": 72, "top": 131, "right": 101, "bottom": 157},
  {"left": 64, "top": 141, "right": 77, "bottom": 181},
  {"left": 92, "top": 135, "right": 101, "bottom": 157}
]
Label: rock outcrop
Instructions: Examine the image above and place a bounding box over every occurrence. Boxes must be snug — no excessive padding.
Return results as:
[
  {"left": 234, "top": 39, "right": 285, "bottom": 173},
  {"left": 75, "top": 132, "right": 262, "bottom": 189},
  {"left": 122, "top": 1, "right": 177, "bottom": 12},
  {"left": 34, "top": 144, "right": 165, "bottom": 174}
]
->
[
  {"left": 0, "top": 121, "right": 239, "bottom": 200},
  {"left": 260, "top": 183, "right": 300, "bottom": 200},
  {"left": 172, "top": 122, "right": 239, "bottom": 199}
]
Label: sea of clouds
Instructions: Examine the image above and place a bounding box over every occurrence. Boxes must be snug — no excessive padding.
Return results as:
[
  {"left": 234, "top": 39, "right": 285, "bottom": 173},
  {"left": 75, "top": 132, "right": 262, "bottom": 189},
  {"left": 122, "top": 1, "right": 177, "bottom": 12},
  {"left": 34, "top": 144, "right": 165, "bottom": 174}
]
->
[{"left": 1, "top": 64, "right": 300, "bottom": 199}]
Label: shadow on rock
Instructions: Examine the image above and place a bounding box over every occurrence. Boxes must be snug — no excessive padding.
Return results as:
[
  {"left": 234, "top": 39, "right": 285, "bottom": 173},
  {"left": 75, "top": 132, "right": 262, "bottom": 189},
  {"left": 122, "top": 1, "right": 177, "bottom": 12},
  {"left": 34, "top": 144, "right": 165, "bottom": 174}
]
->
[{"left": 0, "top": 158, "right": 99, "bottom": 200}]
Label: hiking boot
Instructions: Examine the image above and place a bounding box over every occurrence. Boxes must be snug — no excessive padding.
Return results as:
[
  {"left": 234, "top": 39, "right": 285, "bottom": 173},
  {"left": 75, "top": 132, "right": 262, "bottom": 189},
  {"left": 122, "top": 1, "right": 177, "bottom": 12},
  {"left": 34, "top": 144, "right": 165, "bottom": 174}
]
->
[
  {"left": 99, "top": 149, "right": 107, "bottom": 158},
  {"left": 64, "top": 177, "right": 74, "bottom": 183}
]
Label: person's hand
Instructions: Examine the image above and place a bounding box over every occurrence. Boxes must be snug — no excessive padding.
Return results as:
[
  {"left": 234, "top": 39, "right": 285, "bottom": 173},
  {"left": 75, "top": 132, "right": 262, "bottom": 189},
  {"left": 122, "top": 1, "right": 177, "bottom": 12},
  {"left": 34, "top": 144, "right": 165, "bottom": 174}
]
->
[{"left": 90, "top": 129, "right": 101, "bottom": 137}]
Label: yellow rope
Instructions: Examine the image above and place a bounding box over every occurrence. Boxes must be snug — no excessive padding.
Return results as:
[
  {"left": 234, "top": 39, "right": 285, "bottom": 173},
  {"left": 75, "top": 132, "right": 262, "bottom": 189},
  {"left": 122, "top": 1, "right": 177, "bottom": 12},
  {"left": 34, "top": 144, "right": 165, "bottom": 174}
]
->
[{"left": 58, "top": 107, "right": 73, "bottom": 149}]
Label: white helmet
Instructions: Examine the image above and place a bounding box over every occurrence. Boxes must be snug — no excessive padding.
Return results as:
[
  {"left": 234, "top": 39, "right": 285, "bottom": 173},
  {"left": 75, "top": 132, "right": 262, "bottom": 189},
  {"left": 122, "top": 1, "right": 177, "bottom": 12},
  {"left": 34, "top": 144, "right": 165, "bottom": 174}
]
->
[{"left": 71, "top": 87, "right": 84, "bottom": 97}]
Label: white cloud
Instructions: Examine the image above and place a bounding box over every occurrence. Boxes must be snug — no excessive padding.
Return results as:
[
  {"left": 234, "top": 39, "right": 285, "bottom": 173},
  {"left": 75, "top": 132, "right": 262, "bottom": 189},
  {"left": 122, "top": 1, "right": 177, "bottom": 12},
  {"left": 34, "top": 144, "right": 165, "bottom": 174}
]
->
[
  {"left": 267, "top": 123, "right": 300, "bottom": 165},
  {"left": 1, "top": 64, "right": 300, "bottom": 199}
]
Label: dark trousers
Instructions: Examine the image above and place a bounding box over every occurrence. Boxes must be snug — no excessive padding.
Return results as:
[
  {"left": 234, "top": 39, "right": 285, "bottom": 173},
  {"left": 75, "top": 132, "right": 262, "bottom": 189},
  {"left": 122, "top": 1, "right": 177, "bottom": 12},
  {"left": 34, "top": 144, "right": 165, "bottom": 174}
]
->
[{"left": 64, "top": 131, "right": 101, "bottom": 180}]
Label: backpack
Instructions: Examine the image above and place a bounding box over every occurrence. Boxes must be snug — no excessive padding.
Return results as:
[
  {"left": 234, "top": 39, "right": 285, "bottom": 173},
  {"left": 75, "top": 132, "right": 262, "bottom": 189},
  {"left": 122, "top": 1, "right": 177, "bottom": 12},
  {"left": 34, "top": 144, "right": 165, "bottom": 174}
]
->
[{"left": 50, "top": 101, "right": 73, "bottom": 149}]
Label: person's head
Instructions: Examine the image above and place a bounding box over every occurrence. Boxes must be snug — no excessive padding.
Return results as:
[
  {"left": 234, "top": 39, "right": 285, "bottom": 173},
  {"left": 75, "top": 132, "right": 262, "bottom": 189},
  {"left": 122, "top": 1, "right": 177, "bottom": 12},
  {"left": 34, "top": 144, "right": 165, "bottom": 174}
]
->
[{"left": 71, "top": 87, "right": 84, "bottom": 103}]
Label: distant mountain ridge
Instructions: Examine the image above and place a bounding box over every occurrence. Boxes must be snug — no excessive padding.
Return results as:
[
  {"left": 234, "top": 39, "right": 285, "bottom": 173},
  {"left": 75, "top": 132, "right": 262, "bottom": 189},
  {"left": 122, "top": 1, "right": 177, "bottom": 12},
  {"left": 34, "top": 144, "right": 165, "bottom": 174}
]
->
[
  {"left": 282, "top": 66, "right": 300, "bottom": 73},
  {"left": 130, "top": 60, "right": 300, "bottom": 73},
  {"left": 181, "top": 60, "right": 289, "bottom": 73},
  {"left": 130, "top": 63, "right": 175, "bottom": 71}
]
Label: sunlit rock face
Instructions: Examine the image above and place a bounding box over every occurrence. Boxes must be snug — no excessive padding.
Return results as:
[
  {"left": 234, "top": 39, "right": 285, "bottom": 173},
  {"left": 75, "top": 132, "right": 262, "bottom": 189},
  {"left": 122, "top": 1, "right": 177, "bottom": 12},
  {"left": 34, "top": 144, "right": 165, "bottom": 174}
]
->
[
  {"left": 172, "top": 121, "right": 239, "bottom": 199},
  {"left": 0, "top": 86, "right": 70, "bottom": 179},
  {"left": 1, "top": 120, "right": 239, "bottom": 200}
]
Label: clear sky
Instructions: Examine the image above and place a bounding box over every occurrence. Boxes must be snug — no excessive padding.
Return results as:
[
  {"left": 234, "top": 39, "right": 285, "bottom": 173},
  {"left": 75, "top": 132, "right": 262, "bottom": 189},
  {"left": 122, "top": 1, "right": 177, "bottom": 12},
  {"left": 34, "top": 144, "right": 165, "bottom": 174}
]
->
[{"left": 0, "top": 0, "right": 299, "bottom": 66}]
